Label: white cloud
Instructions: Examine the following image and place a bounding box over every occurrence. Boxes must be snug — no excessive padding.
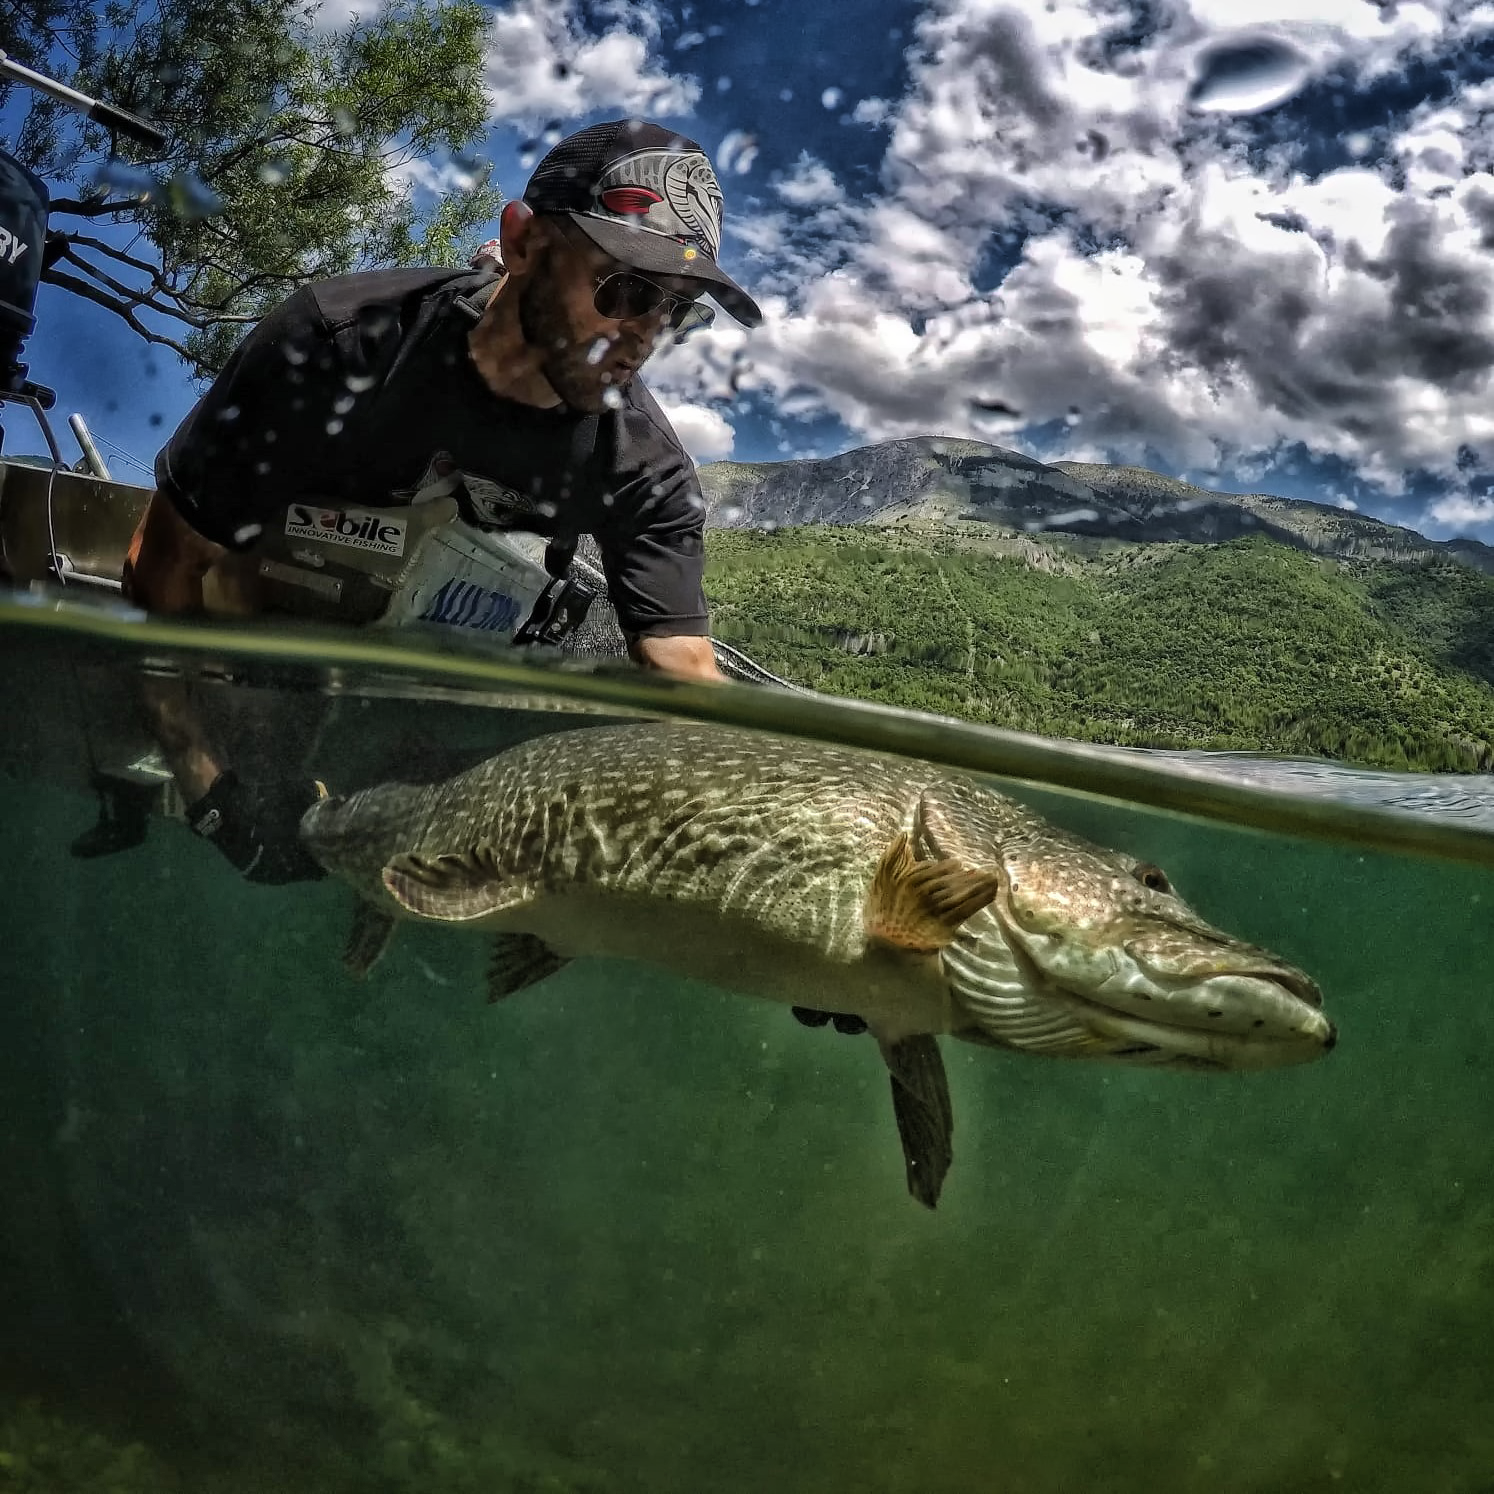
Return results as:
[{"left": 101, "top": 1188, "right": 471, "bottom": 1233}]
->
[
  {"left": 657, "top": 400, "right": 736, "bottom": 462},
  {"left": 482, "top": 0, "right": 699, "bottom": 126},
  {"left": 692, "top": 0, "right": 1494, "bottom": 499},
  {"left": 1425, "top": 493, "right": 1494, "bottom": 531},
  {"left": 775, "top": 154, "right": 844, "bottom": 208},
  {"left": 851, "top": 97, "right": 894, "bottom": 126}
]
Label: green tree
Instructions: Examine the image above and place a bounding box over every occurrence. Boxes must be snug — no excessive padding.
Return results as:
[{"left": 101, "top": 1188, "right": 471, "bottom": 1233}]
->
[{"left": 3, "top": 0, "right": 501, "bottom": 374}]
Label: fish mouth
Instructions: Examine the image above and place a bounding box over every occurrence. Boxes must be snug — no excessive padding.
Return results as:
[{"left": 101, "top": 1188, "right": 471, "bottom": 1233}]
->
[{"left": 942, "top": 890, "right": 1334, "bottom": 1071}]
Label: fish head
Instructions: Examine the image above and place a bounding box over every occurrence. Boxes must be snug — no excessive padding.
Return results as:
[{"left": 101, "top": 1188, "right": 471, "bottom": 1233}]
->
[
  {"left": 299, "top": 784, "right": 418, "bottom": 892},
  {"left": 917, "top": 784, "right": 1333, "bottom": 1071}
]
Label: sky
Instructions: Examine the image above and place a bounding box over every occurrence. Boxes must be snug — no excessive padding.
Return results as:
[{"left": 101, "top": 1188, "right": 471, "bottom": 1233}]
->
[{"left": 16, "top": 0, "right": 1494, "bottom": 543}]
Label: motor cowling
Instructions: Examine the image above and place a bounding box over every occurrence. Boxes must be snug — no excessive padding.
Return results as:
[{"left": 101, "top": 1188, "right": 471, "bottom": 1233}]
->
[{"left": 0, "top": 148, "right": 48, "bottom": 380}]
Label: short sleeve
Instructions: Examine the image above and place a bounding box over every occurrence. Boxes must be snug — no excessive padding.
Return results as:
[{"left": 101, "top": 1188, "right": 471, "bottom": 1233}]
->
[
  {"left": 597, "top": 458, "right": 712, "bottom": 639},
  {"left": 154, "top": 286, "right": 348, "bottom": 549}
]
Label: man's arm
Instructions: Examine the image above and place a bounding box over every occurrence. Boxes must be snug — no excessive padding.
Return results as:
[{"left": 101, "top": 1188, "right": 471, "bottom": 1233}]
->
[
  {"left": 123, "top": 491, "right": 231, "bottom": 802},
  {"left": 123, "top": 492, "right": 326, "bottom": 882},
  {"left": 629, "top": 632, "right": 722, "bottom": 681}
]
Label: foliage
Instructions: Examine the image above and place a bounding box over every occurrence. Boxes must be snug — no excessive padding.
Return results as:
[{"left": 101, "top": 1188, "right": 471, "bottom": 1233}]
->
[
  {"left": 704, "top": 527, "right": 1494, "bottom": 772},
  {"left": 2, "top": 0, "right": 501, "bottom": 375}
]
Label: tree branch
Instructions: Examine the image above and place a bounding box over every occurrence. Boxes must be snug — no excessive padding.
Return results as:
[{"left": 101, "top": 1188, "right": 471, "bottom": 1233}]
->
[
  {"left": 38, "top": 267, "right": 198, "bottom": 363},
  {"left": 49, "top": 196, "right": 148, "bottom": 218}
]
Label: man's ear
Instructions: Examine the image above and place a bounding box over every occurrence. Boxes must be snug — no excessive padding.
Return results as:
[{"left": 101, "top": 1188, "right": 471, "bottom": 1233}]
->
[{"left": 499, "top": 201, "right": 542, "bottom": 273}]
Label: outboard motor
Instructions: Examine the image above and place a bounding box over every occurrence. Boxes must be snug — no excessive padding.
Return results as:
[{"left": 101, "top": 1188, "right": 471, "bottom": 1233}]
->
[
  {"left": 0, "top": 150, "right": 48, "bottom": 411},
  {"left": 0, "top": 46, "right": 165, "bottom": 454}
]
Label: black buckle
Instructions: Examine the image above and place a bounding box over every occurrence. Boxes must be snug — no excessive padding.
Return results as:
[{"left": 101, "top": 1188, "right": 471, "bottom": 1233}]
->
[{"left": 513, "top": 574, "right": 596, "bottom": 647}]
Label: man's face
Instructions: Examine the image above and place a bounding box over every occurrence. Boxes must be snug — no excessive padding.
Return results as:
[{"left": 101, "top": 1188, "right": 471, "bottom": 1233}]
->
[{"left": 518, "top": 218, "right": 705, "bottom": 414}]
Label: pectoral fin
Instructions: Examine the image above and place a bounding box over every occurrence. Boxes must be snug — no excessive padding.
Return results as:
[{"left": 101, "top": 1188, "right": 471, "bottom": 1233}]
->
[
  {"left": 880, "top": 1033, "right": 954, "bottom": 1210},
  {"left": 488, "top": 933, "right": 569, "bottom": 1003},
  {"left": 865, "top": 832, "right": 1001, "bottom": 953},
  {"left": 381, "top": 846, "right": 525, "bottom": 922},
  {"left": 343, "top": 899, "right": 397, "bottom": 978}
]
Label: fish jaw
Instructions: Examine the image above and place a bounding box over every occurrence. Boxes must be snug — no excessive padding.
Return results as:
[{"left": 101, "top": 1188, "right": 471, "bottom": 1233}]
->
[{"left": 916, "top": 792, "right": 1333, "bottom": 1071}]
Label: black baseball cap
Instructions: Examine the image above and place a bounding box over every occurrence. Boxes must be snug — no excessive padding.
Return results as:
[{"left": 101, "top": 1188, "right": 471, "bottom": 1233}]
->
[{"left": 523, "top": 119, "right": 763, "bottom": 328}]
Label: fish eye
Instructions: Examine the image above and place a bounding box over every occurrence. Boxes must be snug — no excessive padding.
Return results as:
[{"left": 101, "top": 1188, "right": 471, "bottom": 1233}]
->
[{"left": 1132, "top": 862, "right": 1171, "bottom": 894}]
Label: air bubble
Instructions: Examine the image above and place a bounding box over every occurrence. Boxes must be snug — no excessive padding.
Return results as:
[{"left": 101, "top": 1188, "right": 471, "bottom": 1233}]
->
[{"left": 1188, "top": 34, "right": 1311, "bottom": 116}]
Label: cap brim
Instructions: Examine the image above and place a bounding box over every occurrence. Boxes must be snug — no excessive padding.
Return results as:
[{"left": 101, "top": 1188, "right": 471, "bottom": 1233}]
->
[{"left": 566, "top": 212, "right": 763, "bottom": 329}]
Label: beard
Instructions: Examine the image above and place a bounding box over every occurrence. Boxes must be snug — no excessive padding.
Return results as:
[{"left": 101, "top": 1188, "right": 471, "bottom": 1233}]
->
[{"left": 518, "top": 256, "right": 634, "bottom": 414}]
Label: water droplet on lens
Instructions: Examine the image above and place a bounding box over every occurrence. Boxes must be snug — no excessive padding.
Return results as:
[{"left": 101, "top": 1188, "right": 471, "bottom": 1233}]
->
[
  {"left": 284, "top": 343, "right": 309, "bottom": 366},
  {"left": 166, "top": 171, "right": 223, "bottom": 220},
  {"left": 602, "top": 387, "right": 623, "bottom": 409},
  {"left": 1188, "top": 34, "right": 1312, "bottom": 116},
  {"left": 215, "top": 404, "right": 241, "bottom": 423},
  {"left": 587, "top": 338, "right": 610, "bottom": 366},
  {"left": 333, "top": 393, "right": 355, "bottom": 414},
  {"left": 345, "top": 372, "right": 377, "bottom": 392},
  {"left": 233, "top": 523, "right": 263, "bottom": 544},
  {"left": 326, "top": 418, "right": 344, "bottom": 435},
  {"left": 333, "top": 106, "right": 357, "bottom": 136},
  {"left": 257, "top": 158, "right": 292, "bottom": 185},
  {"left": 822, "top": 87, "right": 843, "bottom": 110}
]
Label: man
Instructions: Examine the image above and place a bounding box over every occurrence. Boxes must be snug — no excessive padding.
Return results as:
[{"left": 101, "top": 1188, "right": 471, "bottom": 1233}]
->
[{"left": 122, "top": 118, "right": 761, "bottom": 883}]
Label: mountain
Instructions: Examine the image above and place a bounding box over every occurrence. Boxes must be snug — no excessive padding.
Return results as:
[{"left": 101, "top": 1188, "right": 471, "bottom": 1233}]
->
[
  {"left": 696, "top": 439, "right": 1494, "bottom": 773},
  {"left": 697, "top": 436, "right": 1494, "bottom": 572}
]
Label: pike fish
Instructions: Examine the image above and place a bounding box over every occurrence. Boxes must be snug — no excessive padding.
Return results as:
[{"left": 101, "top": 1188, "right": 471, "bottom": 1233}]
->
[{"left": 301, "top": 721, "right": 1333, "bottom": 1207}]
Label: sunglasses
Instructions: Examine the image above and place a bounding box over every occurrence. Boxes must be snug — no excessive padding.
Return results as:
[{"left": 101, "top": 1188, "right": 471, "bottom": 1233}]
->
[{"left": 551, "top": 217, "right": 716, "bottom": 340}]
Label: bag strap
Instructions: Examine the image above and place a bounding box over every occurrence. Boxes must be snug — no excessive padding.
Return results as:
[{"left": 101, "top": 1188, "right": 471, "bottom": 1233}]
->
[{"left": 454, "top": 270, "right": 605, "bottom": 580}]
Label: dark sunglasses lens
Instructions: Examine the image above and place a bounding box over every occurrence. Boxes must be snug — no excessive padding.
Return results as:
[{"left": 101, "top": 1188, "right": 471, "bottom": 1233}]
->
[{"left": 594, "top": 272, "right": 665, "bottom": 321}]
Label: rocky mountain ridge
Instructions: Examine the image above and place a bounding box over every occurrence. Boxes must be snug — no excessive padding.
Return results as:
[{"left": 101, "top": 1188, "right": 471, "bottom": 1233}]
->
[{"left": 697, "top": 436, "right": 1494, "bottom": 575}]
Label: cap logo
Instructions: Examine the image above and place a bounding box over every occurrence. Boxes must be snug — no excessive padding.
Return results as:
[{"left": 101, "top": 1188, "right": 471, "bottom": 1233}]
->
[
  {"left": 600, "top": 186, "right": 663, "bottom": 215},
  {"left": 592, "top": 148, "right": 724, "bottom": 260}
]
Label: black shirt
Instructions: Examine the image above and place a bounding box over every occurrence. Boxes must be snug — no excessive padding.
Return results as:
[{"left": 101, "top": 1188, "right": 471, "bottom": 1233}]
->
[{"left": 156, "top": 267, "right": 710, "bottom": 638}]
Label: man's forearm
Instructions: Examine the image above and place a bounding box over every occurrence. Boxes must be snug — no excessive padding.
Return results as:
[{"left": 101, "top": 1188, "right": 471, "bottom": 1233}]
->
[
  {"left": 139, "top": 672, "right": 224, "bottom": 803},
  {"left": 630, "top": 632, "right": 723, "bottom": 681},
  {"left": 124, "top": 492, "right": 230, "bottom": 802}
]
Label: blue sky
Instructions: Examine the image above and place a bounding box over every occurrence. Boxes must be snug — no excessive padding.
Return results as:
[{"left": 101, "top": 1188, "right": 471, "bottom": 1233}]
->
[{"left": 15, "top": 0, "right": 1494, "bottom": 542}]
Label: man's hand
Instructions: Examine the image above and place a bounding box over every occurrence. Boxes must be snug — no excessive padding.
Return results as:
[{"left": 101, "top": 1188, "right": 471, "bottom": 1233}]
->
[
  {"left": 186, "top": 772, "right": 329, "bottom": 884},
  {"left": 629, "top": 633, "right": 722, "bottom": 681}
]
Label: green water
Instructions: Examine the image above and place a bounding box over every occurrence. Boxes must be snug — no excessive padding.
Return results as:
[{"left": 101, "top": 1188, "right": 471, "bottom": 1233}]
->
[{"left": 1, "top": 604, "right": 1492, "bottom": 1493}]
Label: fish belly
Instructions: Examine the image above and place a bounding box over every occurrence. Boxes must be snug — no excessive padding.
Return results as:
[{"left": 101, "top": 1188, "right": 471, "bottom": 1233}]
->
[{"left": 494, "top": 887, "right": 955, "bottom": 1041}]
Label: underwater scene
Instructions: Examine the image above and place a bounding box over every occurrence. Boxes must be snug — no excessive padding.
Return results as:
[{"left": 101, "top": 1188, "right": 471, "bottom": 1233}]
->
[{"left": 1, "top": 600, "right": 1491, "bottom": 1494}]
